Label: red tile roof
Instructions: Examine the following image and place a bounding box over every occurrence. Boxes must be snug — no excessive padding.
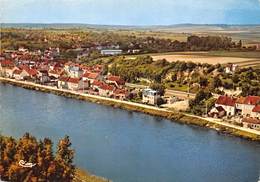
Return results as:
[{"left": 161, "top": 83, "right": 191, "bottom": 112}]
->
[
  {"left": 235, "top": 97, "right": 246, "bottom": 104},
  {"left": 114, "top": 89, "right": 127, "bottom": 95},
  {"left": 107, "top": 75, "right": 125, "bottom": 85},
  {"left": 67, "top": 78, "right": 79, "bottom": 84},
  {"left": 82, "top": 72, "right": 99, "bottom": 79},
  {"left": 1, "top": 60, "right": 14, "bottom": 67},
  {"left": 92, "top": 80, "right": 104, "bottom": 87},
  {"left": 216, "top": 96, "right": 236, "bottom": 106},
  {"left": 243, "top": 96, "right": 260, "bottom": 105},
  {"left": 252, "top": 105, "right": 260, "bottom": 113},
  {"left": 26, "top": 68, "right": 38, "bottom": 76},
  {"left": 13, "top": 69, "right": 22, "bottom": 75},
  {"left": 99, "top": 84, "right": 114, "bottom": 91}
]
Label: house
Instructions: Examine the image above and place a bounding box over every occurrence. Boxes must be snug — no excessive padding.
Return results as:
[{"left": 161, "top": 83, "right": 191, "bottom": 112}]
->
[
  {"left": 215, "top": 95, "right": 236, "bottom": 116},
  {"left": 225, "top": 64, "right": 238, "bottom": 74},
  {"left": 100, "top": 49, "right": 122, "bottom": 56},
  {"left": 98, "top": 84, "right": 114, "bottom": 97},
  {"left": 58, "top": 77, "right": 89, "bottom": 91},
  {"left": 106, "top": 75, "right": 125, "bottom": 88},
  {"left": 13, "top": 69, "right": 23, "bottom": 80},
  {"left": 242, "top": 118, "right": 260, "bottom": 131},
  {"left": 48, "top": 69, "right": 64, "bottom": 79},
  {"left": 235, "top": 97, "right": 246, "bottom": 113},
  {"left": 0, "top": 60, "right": 15, "bottom": 77},
  {"left": 237, "top": 96, "right": 260, "bottom": 117},
  {"left": 37, "top": 70, "right": 50, "bottom": 84},
  {"left": 68, "top": 66, "right": 83, "bottom": 78},
  {"left": 252, "top": 105, "right": 260, "bottom": 119},
  {"left": 67, "top": 78, "right": 81, "bottom": 91},
  {"left": 22, "top": 68, "right": 38, "bottom": 80},
  {"left": 142, "top": 88, "right": 160, "bottom": 105},
  {"left": 58, "top": 77, "right": 69, "bottom": 89},
  {"left": 91, "top": 80, "right": 104, "bottom": 90},
  {"left": 113, "top": 89, "right": 128, "bottom": 100},
  {"left": 82, "top": 72, "right": 100, "bottom": 83},
  {"left": 208, "top": 106, "right": 226, "bottom": 118},
  {"left": 64, "top": 62, "right": 83, "bottom": 78}
]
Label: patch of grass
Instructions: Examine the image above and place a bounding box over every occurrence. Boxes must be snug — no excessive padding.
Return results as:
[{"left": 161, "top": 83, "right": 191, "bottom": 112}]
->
[{"left": 74, "top": 168, "right": 110, "bottom": 182}]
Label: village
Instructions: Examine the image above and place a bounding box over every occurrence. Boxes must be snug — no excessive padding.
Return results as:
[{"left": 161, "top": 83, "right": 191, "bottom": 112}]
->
[{"left": 0, "top": 47, "right": 260, "bottom": 132}]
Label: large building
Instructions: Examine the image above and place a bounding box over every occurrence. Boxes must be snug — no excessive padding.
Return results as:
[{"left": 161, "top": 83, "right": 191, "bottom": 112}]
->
[
  {"left": 101, "top": 49, "right": 122, "bottom": 56},
  {"left": 142, "top": 89, "right": 160, "bottom": 105}
]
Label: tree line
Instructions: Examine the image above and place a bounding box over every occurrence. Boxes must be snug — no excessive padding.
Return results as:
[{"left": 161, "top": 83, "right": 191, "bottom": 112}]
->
[{"left": 2, "top": 29, "right": 240, "bottom": 54}]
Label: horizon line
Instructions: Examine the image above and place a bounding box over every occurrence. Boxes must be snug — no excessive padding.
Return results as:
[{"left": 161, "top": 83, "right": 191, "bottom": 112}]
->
[{"left": 2, "top": 22, "right": 260, "bottom": 27}]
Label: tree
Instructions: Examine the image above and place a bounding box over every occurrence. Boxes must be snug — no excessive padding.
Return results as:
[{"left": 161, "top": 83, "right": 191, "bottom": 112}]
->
[
  {"left": 199, "top": 77, "right": 209, "bottom": 87},
  {"left": 56, "top": 136, "right": 75, "bottom": 182},
  {"left": 150, "top": 83, "right": 165, "bottom": 96},
  {"left": 189, "top": 90, "right": 213, "bottom": 115},
  {"left": 210, "top": 77, "right": 222, "bottom": 90}
]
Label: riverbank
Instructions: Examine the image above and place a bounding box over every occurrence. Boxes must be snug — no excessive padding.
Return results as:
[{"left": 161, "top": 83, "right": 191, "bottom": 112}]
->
[
  {"left": 1, "top": 77, "right": 260, "bottom": 142},
  {"left": 74, "top": 169, "right": 110, "bottom": 182}
]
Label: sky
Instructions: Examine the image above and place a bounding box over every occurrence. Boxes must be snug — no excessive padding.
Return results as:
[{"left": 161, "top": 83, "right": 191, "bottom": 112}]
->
[{"left": 1, "top": 0, "right": 260, "bottom": 25}]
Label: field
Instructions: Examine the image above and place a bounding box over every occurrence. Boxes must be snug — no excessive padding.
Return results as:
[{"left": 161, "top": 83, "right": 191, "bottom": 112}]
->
[
  {"left": 142, "top": 51, "right": 260, "bottom": 67},
  {"left": 152, "top": 54, "right": 257, "bottom": 65}
]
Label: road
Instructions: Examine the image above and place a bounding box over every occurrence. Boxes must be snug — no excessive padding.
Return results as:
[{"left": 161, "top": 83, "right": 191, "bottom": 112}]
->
[{"left": 126, "top": 82, "right": 219, "bottom": 99}]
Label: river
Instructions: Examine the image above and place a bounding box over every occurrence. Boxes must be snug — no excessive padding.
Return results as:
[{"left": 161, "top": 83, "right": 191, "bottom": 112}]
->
[{"left": 0, "top": 83, "right": 260, "bottom": 182}]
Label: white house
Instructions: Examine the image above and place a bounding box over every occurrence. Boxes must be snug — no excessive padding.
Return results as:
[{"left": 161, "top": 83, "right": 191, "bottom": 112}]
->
[
  {"left": 142, "top": 88, "right": 160, "bottom": 105},
  {"left": 236, "top": 96, "right": 260, "bottom": 117},
  {"left": 58, "top": 77, "right": 69, "bottom": 89},
  {"left": 215, "top": 95, "right": 236, "bottom": 116},
  {"left": 98, "top": 84, "right": 114, "bottom": 97}
]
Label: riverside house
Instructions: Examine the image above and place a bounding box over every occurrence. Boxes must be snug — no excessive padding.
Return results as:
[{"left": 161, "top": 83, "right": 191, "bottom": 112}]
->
[
  {"left": 213, "top": 95, "right": 260, "bottom": 120},
  {"left": 0, "top": 60, "right": 15, "bottom": 77},
  {"left": 13, "top": 69, "right": 23, "bottom": 80},
  {"left": 237, "top": 96, "right": 260, "bottom": 117},
  {"left": 142, "top": 89, "right": 160, "bottom": 105},
  {"left": 215, "top": 95, "right": 236, "bottom": 116},
  {"left": 58, "top": 77, "right": 89, "bottom": 91},
  {"left": 98, "top": 84, "right": 114, "bottom": 97},
  {"left": 242, "top": 118, "right": 260, "bottom": 130}
]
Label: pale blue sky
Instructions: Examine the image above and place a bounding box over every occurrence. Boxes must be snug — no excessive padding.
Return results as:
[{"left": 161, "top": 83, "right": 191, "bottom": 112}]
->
[{"left": 1, "top": 0, "right": 260, "bottom": 25}]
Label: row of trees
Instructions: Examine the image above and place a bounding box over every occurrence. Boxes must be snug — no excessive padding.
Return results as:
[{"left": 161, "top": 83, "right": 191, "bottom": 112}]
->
[
  {"left": 2, "top": 29, "right": 238, "bottom": 54},
  {"left": 0, "top": 133, "right": 75, "bottom": 181}
]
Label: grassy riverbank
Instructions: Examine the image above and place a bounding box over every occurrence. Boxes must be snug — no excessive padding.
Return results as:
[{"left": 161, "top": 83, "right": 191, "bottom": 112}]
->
[
  {"left": 1, "top": 77, "right": 260, "bottom": 142},
  {"left": 74, "top": 169, "right": 110, "bottom": 182}
]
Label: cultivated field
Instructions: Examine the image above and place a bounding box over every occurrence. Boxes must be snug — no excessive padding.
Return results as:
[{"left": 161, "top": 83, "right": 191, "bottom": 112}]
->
[
  {"left": 146, "top": 51, "right": 260, "bottom": 67},
  {"left": 152, "top": 54, "right": 258, "bottom": 65}
]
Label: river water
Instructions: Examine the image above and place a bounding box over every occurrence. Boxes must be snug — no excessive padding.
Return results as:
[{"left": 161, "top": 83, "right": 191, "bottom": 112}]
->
[{"left": 0, "top": 83, "right": 260, "bottom": 182}]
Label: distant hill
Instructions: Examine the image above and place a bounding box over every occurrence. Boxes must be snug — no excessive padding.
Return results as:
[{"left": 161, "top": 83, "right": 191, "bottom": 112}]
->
[{"left": 1, "top": 23, "right": 260, "bottom": 31}]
